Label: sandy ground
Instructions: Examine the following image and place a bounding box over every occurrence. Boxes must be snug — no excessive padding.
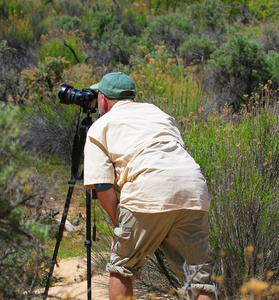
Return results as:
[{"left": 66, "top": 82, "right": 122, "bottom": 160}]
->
[
  {"left": 44, "top": 257, "right": 110, "bottom": 300},
  {"left": 41, "top": 256, "right": 177, "bottom": 300}
]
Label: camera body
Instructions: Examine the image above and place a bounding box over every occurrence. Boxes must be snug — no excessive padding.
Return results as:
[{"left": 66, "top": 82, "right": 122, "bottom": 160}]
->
[{"left": 58, "top": 84, "right": 98, "bottom": 113}]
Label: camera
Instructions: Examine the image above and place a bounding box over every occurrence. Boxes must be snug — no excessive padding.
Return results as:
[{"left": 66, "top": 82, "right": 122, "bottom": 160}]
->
[{"left": 58, "top": 84, "right": 98, "bottom": 113}]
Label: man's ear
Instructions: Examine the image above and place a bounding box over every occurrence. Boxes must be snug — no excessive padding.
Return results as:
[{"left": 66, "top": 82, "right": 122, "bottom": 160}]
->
[{"left": 99, "top": 93, "right": 109, "bottom": 115}]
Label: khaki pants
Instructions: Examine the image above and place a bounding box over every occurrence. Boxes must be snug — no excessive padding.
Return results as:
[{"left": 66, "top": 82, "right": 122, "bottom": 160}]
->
[{"left": 106, "top": 208, "right": 215, "bottom": 293}]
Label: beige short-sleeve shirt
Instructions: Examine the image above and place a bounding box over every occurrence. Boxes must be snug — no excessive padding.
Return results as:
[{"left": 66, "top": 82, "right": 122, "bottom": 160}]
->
[{"left": 84, "top": 100, "right": 211, "bottom": 213}]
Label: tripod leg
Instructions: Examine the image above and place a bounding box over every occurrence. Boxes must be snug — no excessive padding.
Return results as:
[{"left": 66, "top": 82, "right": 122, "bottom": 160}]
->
[
  {"left": 43, "top": 182, "right": 75, "bottom": 299},
  {"left": 154, "top": 249, "right": 180, "bottom": 291},
  {"left": 44, "top": 113, "right": 94, "bottom": 299},
  {"left": 85, "top": 188, "right": 92, "bottom": 300}
]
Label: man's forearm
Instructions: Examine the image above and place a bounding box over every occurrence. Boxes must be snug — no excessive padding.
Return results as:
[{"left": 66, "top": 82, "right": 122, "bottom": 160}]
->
[{"left": 96, "top": 187, "right": 119, "bottom": 225}]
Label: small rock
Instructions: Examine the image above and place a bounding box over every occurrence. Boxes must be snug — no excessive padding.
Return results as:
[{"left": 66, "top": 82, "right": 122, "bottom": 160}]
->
[{"left": 72, "top": 213, "right": 82, "bottom": 226}]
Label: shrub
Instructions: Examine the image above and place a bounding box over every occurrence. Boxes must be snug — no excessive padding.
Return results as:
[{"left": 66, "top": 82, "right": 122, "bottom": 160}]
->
[
  {"left": 190, "top": 0, "right": 226, "bottom": 36},
  {"left": 121, "top": 9, "right": 140, "bottom": 37},
  {"left": 83, "top": 2, "right": 117, "bottom": 39},
  {"left": 21, "top": 56, "right": 70, "bottom": 103},
  {"left": 20, "top": 55, "right": 81, "bottom": 163},
  {"left": 0, "top": 41, "right": 23, "bottom": 104},
  {"left": 145, "top": 13, "right": 194, "bottom": 53},
  {"left": 266, "top": 51, "right": 279, "bottom": 87},
  {"left": 0, "top": 0, "right": 49, "bottom": 46},
  {"left": 20, "top": 100, "right": 79, "bottom": 164},
  {"left": 38, "top": 29, "right": 88, "bottom": 65},
  {"left": 221, "top": 0, "right": 279, "bottom": 24},
  {"left": 56, "top": 15, "right": 81, "bottom": 31},
  {"left": 179, "top": 33, "right": 216, "bottom": 65},
  {"left": 182, "top": 91, "right": 279, "bottom": 298},
  {"left": 0, "top": 103, "right": 49, "bottom": 299},
  {"left": 247, "top": 0, "right": 279, "bottom": 22},
  {"left": 205, "top": 30, "right": 273, "bottom": 111},
  {"left": 0, "top": 4, "right": 33, "bottom": 44},
  {"left": 258, "top": 22, "right": 279, "bottom": 53},
  {"left": 82, "top": 3, "right": 141, "bottom": 66},
  {"left": 20, "top": 60, "right": 99, "bottom": 163},
  {"left": 103, "top": 27, "right": 139, "bottom": 65},
  {"left": 128, "top": 45, "right": 204, "bottom": 118},
  {"left": 60, "top": 0, "right": 84, "bottom": 18}
]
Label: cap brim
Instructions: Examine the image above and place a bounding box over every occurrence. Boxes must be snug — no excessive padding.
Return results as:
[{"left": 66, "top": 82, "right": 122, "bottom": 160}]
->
[{"left": 90, "top": 83, "right": 99, "bottom": 90}]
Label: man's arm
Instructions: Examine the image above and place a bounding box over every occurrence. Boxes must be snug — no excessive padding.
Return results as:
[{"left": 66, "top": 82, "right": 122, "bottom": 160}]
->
[{"left": 96, "top": 187, "right": 119, "bottom": 225}]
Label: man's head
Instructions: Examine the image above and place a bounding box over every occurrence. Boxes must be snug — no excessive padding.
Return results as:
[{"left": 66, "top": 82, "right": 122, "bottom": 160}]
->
[{"left": 91, "top": 72, "right": 136, "bottom": 116}]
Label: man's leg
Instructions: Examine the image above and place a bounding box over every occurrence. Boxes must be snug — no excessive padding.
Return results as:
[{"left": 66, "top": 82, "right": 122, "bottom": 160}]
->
[
  {"left": 160, "top": 210, "right": 216, "bottom": 297},
  {"left": 109, "top": 272, "right": 133, "bottom": 300},
  {"left": 196, "top": 289, "right": 216, "bottom": 299}
]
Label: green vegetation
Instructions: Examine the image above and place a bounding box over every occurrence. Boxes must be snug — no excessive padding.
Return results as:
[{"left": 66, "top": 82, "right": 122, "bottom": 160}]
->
[
  {"left": 0, "top": 0, "right": 278, "bottom": 299},
  {"left": 183, "top": 93, "right": 279, "bottom": 298}
]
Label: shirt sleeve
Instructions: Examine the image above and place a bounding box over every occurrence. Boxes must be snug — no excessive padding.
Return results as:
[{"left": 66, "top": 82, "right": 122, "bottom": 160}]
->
[
  {"left": 83, "top": 135, "right": 115, "bottom": 188},
  {"left": 95, "top": 183, "right": 113, "bottom": 192}
]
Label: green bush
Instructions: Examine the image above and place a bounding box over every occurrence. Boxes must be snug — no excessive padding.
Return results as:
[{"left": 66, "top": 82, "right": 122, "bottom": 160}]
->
[
  {"left": 258, "top": 22, "right": 279, "bottom": 53},
  {"left": 0, "top": 103, "right": 49, "bottom": 299},
  {"left": 56, "top": 15, "right": 81, "bottom": 31},
  {"left": 205, "top": 30, "right": 273, "bottom": 110},
  {"left": 21, "top": 56, "right": 70, "bottom": 102},
  {"left": 182, "top": 97, "right": 279, "bottom": 298},
  {"left": 60, "top": 0, "right": 84, "bottom": 18},
  {"left": 0, "top": 0, "right": 48, "bottom": 46},
  {"left": 221, "top": 0, "right": 279, "bottom": 24},
  {"left": 179, "top": 33, "right": 216, "bottom": 65},
  {"left": 266, "top": 51, "right": 279, "bottom": 86},
  {"left": 103, "top": 27, "right": 139, "bottom": 65},
  {"left": 20, "top": 100, "right": 79, "bottom": 164},
  {"left": 128, "top": 45, "right": 204, "bottom": 118},
  {"left": 247, "top": 0, "right": 279, "bottom": 21},
  {"left": 0, "top": 67, "right": 22, "bottom": 104},
  {"left": 83, "top": 2, "right": 117, "bottom": 39},
  {"left": 121, "top": 9, "right": 141, "bottom": 37},
  {"left": 190, "top": 0, "right": 226, "bottom": 34},
  {"left": 146, "top": 13, "right": 194, "bottom": 52},
  {"left": 37, "top": 29, "right": 87, "bottom": 65},
  {"left": 82, "top": 3, "right": 142, "bottom": 66}
]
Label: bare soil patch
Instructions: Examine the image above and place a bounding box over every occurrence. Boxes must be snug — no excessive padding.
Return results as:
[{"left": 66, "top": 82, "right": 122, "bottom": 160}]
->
[
  {"left": 43, "top": 257, "right": 176, "bottom": 300},
  {"left": 45, "top": 257, "right": 109, "bottom": 300}
]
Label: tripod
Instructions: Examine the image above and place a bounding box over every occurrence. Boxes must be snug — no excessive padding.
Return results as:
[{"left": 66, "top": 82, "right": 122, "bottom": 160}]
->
[{"left": 44, "top": 111, "right": 96, "bottom": 300}]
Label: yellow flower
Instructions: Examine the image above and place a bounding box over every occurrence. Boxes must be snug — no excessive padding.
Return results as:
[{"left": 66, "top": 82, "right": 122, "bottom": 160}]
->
[
  {"left": 198, "top": 107, "right": 205, "bottom": 114},
  {"left": 266, "top": 271, "right": 274, "bottom": 279},
  {"left": 211, "top": 274, "right": 224, "bottom": 284},
  {"left": 240, "top": 279, "right": 269, "bottom": 296}
]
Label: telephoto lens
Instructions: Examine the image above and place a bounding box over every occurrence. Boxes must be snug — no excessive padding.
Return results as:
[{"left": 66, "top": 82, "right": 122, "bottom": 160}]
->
[{"left": 58, "top": 84, "right": 98, "bottom": 113}]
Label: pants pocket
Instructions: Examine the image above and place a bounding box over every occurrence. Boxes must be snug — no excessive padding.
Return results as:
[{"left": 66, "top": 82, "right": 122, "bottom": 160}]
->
[{"left": 113, "top": 225, "right": 132, "bottom": 257}]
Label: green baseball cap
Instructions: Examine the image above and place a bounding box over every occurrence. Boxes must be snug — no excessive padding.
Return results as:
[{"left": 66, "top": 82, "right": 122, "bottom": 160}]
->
[{"left": 90, "top": 72, "right": 136, "bottom": 100}]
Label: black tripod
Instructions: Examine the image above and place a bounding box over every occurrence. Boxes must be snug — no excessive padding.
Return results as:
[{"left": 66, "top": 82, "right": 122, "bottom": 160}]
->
[{"left": 44, "top": 111, "right": 96, "bottom": 300}]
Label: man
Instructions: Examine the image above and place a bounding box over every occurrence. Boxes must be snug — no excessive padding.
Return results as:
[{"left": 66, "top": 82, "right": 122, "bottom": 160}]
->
[{"left": 84, "top": 72, "right": 216, "bottom": 299}]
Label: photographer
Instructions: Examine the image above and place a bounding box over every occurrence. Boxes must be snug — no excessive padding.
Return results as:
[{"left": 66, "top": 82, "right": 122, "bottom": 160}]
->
[{"left": 84, "top": 72, "right": 216, "bottom": 299}]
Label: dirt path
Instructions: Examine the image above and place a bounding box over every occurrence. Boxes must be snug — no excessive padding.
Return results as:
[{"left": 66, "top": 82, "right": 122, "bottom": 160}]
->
[
  {"left": 43, "top": 257, "right": 176, "bottom": 300},
  {"left": 45, "top": 257, "right": 110, "bottom": 300}
]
